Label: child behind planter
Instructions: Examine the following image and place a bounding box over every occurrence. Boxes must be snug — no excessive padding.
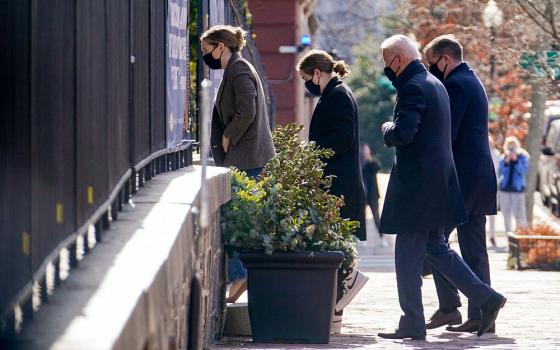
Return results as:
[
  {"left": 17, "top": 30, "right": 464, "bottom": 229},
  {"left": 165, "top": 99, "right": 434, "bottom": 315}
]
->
[
  {"left": 498, "top": 136, "right": 529, "bottom": 233},
  {"left": 488, "top": 135, "right": 501, "bottom": 247}
]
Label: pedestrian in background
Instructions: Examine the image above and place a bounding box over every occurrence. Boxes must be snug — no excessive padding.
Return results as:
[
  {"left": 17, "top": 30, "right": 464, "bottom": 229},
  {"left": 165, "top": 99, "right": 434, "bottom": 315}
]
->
[
  {"left": 499, "top": 136, "right": 529, "bottom": 233},
  {"left": 297, "top": 49, "right": 368, "bottom": 333},
  {"left": 423, "top": 35, "right": 498, "bottom": 334},
  {"left": 488, "top": 135, "right": 501, "bottom": 247},
  {"left": 201, "top": 25, "right": 275, "bottom": 303},
  {"left": 378, "top": 34, "right": 505, "bottom": 340},
  {"left": 360, "top": 144, "right": 387, "bottom": 247}
]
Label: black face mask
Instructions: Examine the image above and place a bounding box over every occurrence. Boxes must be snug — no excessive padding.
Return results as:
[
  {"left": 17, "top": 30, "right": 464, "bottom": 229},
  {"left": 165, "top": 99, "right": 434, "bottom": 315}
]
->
[
  {"left": 429, "top": 56, "right": 447, "bottom": 81},
  {"left": 384, "top": 56, "right": 400, "bottom": 82},
  {"left": 203, "top": 46, "right": 222, "bottom": 70},
  {"left": 305, "top": 74, "right": 322, "bottom": 96}
]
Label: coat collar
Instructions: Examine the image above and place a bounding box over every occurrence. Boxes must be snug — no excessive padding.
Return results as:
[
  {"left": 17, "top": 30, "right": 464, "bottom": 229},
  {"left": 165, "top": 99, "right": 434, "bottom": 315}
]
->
[
  {"left": 393, "top": 59, "right": 426, "bottom": 90},
  {"left": 216, "top": 52, "right": 243, "bottom": 118},
  {"left": 445, "top": 62, "right": 470, "bottom": 80},
  {"left": 224, "top": 52, "right": 242, "bottom": 72},
  {"left": 321, "top": 76, "right": 342, "bottom": 97}
]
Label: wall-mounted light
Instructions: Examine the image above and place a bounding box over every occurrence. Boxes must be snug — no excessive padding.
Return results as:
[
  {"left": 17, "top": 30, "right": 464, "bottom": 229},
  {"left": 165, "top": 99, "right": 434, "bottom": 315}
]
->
[{"left": 279, "top": 34, "right": 312, "bottom": 54}]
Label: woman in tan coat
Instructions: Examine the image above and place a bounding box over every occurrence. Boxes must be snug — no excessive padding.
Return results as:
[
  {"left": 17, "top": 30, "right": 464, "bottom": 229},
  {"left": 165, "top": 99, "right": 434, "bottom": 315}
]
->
[{"left": 201, "top": 25, "right": 275, "bottom": 303}]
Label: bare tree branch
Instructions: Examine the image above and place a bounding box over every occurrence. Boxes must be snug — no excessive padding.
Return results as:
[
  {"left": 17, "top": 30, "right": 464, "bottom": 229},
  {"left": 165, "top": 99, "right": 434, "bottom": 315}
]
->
[
  {"left": 526, "top": 0, "right": 552, "bottom": 21},
  {"left": 514, "top": 0, "right": 560, "bottom": 43}
]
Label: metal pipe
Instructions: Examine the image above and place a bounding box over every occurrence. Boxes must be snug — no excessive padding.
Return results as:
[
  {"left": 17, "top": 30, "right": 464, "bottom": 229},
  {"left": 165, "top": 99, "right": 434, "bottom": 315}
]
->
[{"left": 199, "top": 79, "right": 212, "bottom": 229}]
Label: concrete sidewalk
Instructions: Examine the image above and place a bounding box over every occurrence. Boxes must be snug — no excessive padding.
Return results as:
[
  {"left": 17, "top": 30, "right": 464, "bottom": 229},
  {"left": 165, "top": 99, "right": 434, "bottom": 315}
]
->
[{"left": 214, "top": 175, "right": 560, "bottom": 349}]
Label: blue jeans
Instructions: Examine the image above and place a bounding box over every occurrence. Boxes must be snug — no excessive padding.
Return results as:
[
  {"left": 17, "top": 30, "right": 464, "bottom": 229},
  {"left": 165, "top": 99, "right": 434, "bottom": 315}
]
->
[{"left": 227, "top": 167, "right": 263, "bottom": 283}]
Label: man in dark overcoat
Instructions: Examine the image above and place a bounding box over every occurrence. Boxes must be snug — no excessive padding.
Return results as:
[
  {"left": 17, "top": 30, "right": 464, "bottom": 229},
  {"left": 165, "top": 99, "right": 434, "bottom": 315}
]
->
[
  {"left": 377, "top": 35, "right": 506, "bottom": 340},
  {"left": 423, "top": 35, "right": 498, "bottom": 333}
]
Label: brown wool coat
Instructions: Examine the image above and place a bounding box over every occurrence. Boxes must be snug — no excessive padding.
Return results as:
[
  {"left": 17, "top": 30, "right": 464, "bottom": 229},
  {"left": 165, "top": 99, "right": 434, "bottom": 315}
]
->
[{"left": 210, "top": 52, "right": 275, "bottom": 170}]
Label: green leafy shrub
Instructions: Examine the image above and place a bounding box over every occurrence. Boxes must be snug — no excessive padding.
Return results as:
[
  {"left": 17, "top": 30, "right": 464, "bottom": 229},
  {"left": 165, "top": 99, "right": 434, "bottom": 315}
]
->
[{"left": 221, "top": 123, "right": 359, "bottom": 271}]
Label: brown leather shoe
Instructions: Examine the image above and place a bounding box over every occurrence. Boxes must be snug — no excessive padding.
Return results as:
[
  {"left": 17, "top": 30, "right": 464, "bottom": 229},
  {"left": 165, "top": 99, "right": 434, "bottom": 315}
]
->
[
  {"left": 478, "top": 293, "right": 506, "bottom": 336},
  {"left": 425, "top": 309, "right": 462, "bottom": 329},
  {"left": 446, "top": 319, "right": 495, "bottom": 333}
]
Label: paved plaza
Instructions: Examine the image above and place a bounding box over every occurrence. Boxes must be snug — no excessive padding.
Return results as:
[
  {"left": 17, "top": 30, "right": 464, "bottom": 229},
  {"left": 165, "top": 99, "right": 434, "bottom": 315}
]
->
[{"left": 215, "top": 175, "right": 560, "bottom": 349}]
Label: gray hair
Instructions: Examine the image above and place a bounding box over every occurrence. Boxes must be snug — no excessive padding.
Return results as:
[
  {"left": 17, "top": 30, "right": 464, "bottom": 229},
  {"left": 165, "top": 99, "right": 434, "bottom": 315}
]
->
[{"left": 381, "top": 34, "right": 422, "bottom": 61}]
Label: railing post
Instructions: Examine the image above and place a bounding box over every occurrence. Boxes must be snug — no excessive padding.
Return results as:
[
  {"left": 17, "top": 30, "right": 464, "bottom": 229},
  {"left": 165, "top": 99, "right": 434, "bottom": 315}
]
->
[
  {"left": 94, "top": 221, "right": 102, "bottom": 243},
  {"left": 83, "top": 232, "right": 90, "bottom": 255},
  {"left": 199, "top": 79, "right": 212, "bottom": 229},
  {"left": 102, "top": 210, "right": 110, "bottom": 230},
  {"left": 53, "top": 256, "right": 61, "bottom": 287},
  {"left": 39, "top": 276, "right": 48, "bottom": 304},
  {"left": 69, "top": 241, "right": 78, "bottom": 269},
  {"left": 112, "top": 198, "right": 119, "bottom": 221}
]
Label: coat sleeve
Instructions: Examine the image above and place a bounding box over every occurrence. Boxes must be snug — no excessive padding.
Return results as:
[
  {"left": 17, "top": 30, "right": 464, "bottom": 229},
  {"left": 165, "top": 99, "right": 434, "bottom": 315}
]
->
[
  {"left": 383, "top": 84, "right": 425, "bottom": 147},
  {"left": 210, "top": 106, "right": 226, "bottom": 166},
  {"left": 445, "top": 80, "right": 469, "bottom": 143},
  {"left": 315, "top": 90, "right": 356, "bottom": 156},
  {"left": 223, "top": 63, "right": 257, "bottom": 146},
  {"left": 515, "top": 154, "right": 530, "bottom": 175}
]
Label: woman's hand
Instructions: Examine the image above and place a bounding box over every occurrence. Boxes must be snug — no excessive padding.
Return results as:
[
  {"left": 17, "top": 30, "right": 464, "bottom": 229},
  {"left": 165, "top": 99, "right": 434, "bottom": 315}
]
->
[{"left": 222, "top": 135, "right": 230, "bottom": 153}]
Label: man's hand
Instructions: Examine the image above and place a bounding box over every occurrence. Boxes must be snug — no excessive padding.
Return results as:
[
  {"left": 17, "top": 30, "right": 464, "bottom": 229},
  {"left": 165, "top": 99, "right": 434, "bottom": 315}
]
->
[
  {"left": 222, "top": 135, "right": 230, "bottom": 153},
  {"left": 382, "top": 122, "right": 394, "bottom": 134}
]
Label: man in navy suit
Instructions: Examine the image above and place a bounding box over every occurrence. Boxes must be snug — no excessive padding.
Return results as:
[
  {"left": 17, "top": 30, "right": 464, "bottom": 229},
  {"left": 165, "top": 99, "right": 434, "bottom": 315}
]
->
[
  {"left": 423, "top": 35, "right": 498, "bottom": 333},
  {"left": 377, "top": 35, "right": 505, "bottom": 340}
]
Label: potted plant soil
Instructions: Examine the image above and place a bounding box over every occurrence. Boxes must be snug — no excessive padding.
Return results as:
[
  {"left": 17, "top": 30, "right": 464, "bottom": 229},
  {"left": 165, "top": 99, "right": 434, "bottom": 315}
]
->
[{"left": 221, "top": 124, "right": 359, "bottom": 344}]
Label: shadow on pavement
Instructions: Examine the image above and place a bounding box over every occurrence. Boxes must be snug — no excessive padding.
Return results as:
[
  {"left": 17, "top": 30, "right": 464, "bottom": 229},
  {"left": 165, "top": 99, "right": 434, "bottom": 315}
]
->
[
  {"left": 214, "top": 333, "right": 378, "bottom": 349},
  {"left": 431, "top": 331, "right": 516, "bottom": 349}
]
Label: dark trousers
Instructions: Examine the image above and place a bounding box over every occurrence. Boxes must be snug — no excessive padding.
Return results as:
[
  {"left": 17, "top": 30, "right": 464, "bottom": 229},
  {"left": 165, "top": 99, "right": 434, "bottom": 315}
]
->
[
  {"left": 395, "top": 228, "right": 493, "bottom": 334},
  {"left": 432, "top": 215, "right": 491, "bottom": 320},
  {"left": 366, "top": 195, "right": 381, "bottom": 234}
]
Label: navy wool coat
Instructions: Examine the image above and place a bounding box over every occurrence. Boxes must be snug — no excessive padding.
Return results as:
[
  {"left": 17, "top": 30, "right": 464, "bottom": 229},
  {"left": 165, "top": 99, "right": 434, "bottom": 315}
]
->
[
  {"left": 444, "top": 63, "right": 497, "bottom": 216},
  {"left": 309, "top": 77, "right": 366, "bottom": 240},
  {"left": 379, "top": 60, "right": 466, "bottom": 234}
]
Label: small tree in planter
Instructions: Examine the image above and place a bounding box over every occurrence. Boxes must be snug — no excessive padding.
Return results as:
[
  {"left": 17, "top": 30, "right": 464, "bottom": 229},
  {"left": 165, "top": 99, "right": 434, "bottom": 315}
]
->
[{"left": 221, "top": 124, "right": 359, "bottom": 343}]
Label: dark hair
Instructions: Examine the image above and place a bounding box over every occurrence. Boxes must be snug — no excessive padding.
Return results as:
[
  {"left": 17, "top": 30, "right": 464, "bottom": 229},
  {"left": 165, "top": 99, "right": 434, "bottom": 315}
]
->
[
  {"left": 200, "top": 25, "right": 247, "bottom": 52},
  {"left": 297, "top": 49, "right": 350, "bottom": 77},
  {"left": 424, "top": 34, "right": 463, "bottom": 61}
]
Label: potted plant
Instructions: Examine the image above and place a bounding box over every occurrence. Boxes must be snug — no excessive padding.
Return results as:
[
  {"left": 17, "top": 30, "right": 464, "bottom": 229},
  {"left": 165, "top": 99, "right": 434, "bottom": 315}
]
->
[{"left": 221, "top": 124, "right": 359, "bottom": 344}]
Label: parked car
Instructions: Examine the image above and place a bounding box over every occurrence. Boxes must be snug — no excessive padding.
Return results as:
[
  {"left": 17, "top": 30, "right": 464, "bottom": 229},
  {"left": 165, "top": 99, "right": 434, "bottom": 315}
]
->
[
  {"left": 538, "top": 119, "right": 560, "bottom": 213},
  {"left": 541, "top": 105, "right": 560, "bottom": 146}
]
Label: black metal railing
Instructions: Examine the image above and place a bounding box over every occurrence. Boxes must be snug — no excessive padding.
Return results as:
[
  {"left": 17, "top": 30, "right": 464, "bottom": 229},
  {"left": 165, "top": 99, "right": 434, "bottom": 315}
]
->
[{"left": 0, "top": 0, "right": 193, "bottom": 338}]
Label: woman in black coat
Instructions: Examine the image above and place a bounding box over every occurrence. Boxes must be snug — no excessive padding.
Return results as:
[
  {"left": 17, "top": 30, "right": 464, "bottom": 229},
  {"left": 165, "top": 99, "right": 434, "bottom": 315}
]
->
[
  {"left": 297, "top": 50, "right": 366, "bottom": 241},
  {"left": 361, "top": 144, "right": 387, "bottom": 245},
  {"left": 297, "top": 50, "right": 368, "bottom": 323}
]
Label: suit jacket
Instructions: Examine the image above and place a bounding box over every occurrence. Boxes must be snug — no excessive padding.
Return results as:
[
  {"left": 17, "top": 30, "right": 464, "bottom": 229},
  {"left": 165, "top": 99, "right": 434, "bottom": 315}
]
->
[
  {"left": 380, "top": 60, "right": 466, "bottom": 234},
  {"left": 210, "top": 52, "right": 275, "bottom": 170},
  {"left": 444, "top": 63, "right": 497, "bottom": 216},
  {"left": 309, "top": 77, "right": 366, "bottom": 240}
]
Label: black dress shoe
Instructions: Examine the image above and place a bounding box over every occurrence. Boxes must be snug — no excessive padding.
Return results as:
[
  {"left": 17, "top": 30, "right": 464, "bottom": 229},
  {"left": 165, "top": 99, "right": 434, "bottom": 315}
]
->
[
  {"left": 425, "top": 309, "right": 462, "bottom": 329},
  {"left": 378, "top": 329, "right": 426, "bottom": 340},
  {"left": 447, "top": 319, "right": 495, "bottom": 333},
  {"left": 478, "top": 293, "right": 506, "bottom": 336}
]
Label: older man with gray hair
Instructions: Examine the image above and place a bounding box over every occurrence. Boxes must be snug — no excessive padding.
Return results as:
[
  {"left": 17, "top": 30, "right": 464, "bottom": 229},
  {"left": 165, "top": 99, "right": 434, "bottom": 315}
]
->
[{"left": 377, "top": 34, "right": 506, "bottom": 340}]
